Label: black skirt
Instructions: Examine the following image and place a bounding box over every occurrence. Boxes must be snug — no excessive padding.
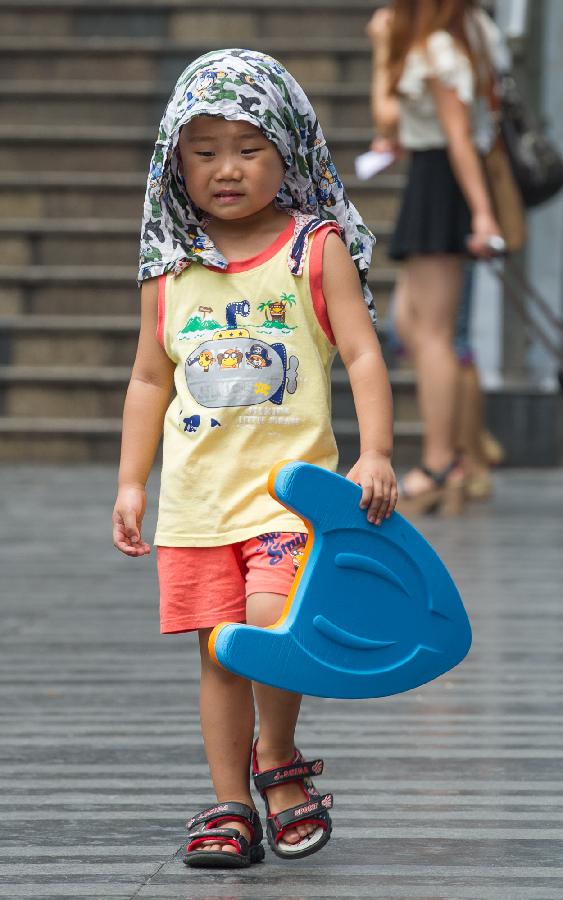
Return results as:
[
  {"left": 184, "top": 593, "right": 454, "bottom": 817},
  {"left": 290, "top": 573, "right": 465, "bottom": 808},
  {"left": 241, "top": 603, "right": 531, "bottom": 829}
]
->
[{"left": 389, "top": 148, "right": 471, "bottom": 260}]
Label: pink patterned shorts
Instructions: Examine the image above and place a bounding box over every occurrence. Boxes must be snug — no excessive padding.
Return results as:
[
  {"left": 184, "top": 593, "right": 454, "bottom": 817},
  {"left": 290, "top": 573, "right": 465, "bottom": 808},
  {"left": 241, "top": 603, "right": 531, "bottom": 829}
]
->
[{"left": 157, "top": 532, "right": 307, "bottom": 634}]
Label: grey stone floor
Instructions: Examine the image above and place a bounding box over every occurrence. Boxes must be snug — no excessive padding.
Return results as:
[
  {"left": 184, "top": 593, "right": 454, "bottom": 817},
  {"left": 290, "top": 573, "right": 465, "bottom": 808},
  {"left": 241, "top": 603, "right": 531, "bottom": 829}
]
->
[{"left": 1, "top": 465, "right": 563, "bottom": 900}]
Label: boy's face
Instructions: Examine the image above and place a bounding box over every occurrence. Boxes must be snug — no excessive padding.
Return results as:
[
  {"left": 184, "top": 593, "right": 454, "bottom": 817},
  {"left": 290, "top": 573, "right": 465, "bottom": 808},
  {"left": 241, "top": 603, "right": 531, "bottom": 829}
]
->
[{"left": 178, "top": 117, "right": 285, "bottom": 220}]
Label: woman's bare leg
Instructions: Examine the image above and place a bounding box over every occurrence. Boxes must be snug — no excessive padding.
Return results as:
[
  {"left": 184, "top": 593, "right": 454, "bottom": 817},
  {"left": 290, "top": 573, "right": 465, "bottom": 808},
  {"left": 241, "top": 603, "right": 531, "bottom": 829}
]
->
[
  {"left": 196, "top": 628, "right": 256, "bottom": 853},
  {"left": 393, "top": 269, "right": 415, "bottom": 357},
  {"left": 402, "top": 255, "right": 463, "bottom": 489},
  {"left": 457, "top": 362, "right": 493, "bottom": 498},
  {"left": 247, "top": 591, "right": 316, "bottom": 845},
  {"left": 457, "top": 362, "right": 486, "bottom": 462}
]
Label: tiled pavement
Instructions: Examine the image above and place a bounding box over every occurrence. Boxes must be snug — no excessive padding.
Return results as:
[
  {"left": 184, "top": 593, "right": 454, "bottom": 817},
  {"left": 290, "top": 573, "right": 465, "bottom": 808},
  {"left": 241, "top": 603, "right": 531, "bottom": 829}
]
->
[{"left": 1, "top": 465, "right": 563, "bottom": 899}]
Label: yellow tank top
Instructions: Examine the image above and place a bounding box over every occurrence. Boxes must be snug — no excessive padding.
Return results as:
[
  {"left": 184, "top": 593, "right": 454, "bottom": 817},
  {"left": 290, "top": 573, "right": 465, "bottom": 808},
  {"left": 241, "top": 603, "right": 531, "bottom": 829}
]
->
[{"left": 155, "top": 216, "right": 339, "bottom": 546}]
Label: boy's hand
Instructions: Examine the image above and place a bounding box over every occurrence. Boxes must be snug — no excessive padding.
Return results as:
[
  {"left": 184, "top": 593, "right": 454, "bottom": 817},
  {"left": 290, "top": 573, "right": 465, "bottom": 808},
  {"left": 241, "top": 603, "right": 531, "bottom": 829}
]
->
[
  {"left": 112, "top": 484, "right": 151, "bottom": 557},
  {"left": 346, "top": 451, "right": 398, "bottom": 526}
]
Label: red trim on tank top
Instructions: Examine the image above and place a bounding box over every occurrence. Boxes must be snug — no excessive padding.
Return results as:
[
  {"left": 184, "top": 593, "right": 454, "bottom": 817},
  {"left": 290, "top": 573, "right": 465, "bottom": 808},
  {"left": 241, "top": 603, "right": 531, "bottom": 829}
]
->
[
  {"left": 309, "top": 224, "right": 339, "bottom": 345},
  {"left": 156, "top": 274, "right": 166, "bottom": 347},
  {"left": 214, "top": 217, "right": 295, "bottom": 273}
]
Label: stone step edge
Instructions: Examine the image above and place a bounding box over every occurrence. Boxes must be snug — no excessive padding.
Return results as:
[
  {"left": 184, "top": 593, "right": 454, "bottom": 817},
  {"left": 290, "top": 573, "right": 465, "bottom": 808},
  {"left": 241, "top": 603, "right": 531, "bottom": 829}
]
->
[
  {"left": 0, "top": 368, "right": 546, "bottom": 395},
  {"left": 1, "top": 0, "right": 382, "bottom": 10},
  {"left": 0, "top": 218, "right": 394, "bottom": 237},
  {"left": 0, "top": 36, "right": 371, "bottom": 54},
  {"left": 0, "top": 416, "right": 423, "bottom": 438},
  {"left": 0, "top": 266, "right": 398, "bottom": 285},
  {"left": 1, "top": 125, "right": 373, "bottom": 144},
  {"left": 0, "top": 314, "right": 140, "bottom": 331},
  {"left": 0, "top": 365, "right": 416, "bottom": 387},
  {"left": 0, "top": 172, "right": 405, "bottom": 192},
  {"left": 0, "top": 80, "right": 370, "bottom": 99}
]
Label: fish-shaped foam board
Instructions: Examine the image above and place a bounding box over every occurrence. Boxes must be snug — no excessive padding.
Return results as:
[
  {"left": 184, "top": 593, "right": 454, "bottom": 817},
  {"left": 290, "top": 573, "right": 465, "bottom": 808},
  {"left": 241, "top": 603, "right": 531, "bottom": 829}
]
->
[{"left": 209, "top": 461, "right": 472, "bottom": 699}]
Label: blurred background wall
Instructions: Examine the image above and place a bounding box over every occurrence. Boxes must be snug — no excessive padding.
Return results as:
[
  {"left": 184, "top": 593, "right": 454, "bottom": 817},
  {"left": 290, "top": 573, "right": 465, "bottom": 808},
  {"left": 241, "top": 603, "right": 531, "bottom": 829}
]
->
[{"left": 0, "top": 0, "right": 560, "bottom": 467}]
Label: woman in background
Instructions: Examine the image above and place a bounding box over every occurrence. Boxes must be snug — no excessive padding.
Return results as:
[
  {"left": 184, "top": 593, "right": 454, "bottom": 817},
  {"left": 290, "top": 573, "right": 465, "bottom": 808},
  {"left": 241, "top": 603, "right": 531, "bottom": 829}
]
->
[{"left": 368, "top": 0, "right": 504, "bottom": 514}]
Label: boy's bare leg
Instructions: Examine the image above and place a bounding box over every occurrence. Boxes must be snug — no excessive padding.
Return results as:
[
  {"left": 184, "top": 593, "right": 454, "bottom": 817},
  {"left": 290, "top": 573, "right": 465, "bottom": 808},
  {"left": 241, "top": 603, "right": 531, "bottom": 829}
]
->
[
  {"left": 247, "top": 591, "right": 317, "bottom": 845},
  {"left": 197, "top": 628, "right": 256, "bottom": 853}
]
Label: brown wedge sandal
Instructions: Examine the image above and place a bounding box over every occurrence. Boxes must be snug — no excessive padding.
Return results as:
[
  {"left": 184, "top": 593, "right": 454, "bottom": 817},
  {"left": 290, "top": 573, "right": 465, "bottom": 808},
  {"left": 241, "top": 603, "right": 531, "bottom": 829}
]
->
[{"left": 397, "top": 458, "right": 465, "bottom": 517}]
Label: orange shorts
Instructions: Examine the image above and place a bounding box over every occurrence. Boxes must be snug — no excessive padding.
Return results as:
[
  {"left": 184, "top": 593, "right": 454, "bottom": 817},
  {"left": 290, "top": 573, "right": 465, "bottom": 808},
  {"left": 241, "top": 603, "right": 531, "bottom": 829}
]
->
[{"left": 157, "top": 532, "right": 307, "bottom": 634}]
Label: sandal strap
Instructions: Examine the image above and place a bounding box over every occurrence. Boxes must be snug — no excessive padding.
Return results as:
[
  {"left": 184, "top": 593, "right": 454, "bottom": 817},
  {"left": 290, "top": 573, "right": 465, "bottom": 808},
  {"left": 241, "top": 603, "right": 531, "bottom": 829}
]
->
[
  {"left": 271, "top": 793, "right": 333, "bottom": 830},
  {"left": 186, "top": 801, "right": 258, "bottom": 834},
  {"left": 187, "top": 827, "right": 249, "bottom": 856},
  {"left": 420, "top": 457, "right": 460, "bottom": 487},
  {"left": 253, "top": 758, "right": 324, "bottom": 792}
]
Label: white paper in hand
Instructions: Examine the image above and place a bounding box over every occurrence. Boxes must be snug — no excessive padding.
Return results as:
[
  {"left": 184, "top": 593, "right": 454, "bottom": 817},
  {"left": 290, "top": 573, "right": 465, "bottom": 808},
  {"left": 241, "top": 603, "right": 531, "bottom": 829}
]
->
[{"left": 354, "top": 149, "right": 395, "bottom": 181}]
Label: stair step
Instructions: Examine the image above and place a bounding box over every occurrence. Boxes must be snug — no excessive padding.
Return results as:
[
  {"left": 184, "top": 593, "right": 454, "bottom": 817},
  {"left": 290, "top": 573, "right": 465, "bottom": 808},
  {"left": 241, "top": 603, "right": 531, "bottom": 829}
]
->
[
  {"left": 0, "top": 365, "right": 131, "bottom": 382},
  {"left": 0, "top": 365, "right": 415, "bottom": 384},
  {"left": 0, "top": 172, "right": 404, "bottom": 221},
  {"left": 0, "top": 315, "right": 139, "bottom": 366},
  {"left": 0, "top": 313, "right": 139, "bottom": 330},
  {"left": 0, "top": 264, "right": 397, "bottom": 284},
  {"left": 0, "top": 36, "right": 371, "bottom": 52},
  {"left": 0, "top": 79, "right": 371, "bottom": 97},
  {"left": 0, "top": 266, "right": 396, "bottom": 320},
  {"left": 0, "top": 218, "right": 395, "bottom": 268},
  {"left": 0, "top": 364, "right": 417, "bottom": 420},
  {"left": 0, "top": 80, "right": 372, "bottom": 129},
  {"left": 0, "top": 0, "right": 379, "bottom": 8},
  {"left": 0, "top": 37, "right": 372, "bottom": 85},
  {"left": 0, "top": 415, "right": 422, "bottom": 466},
  {"left": 0, "top": 7, "right": 378, "bottom": 43},
  {"left": 0, "top": 313, "right": 402, "bottom": 368},
  {"left": 0, "top": 416, "right": 420, "bottom": 439},
  {"left": 0, "top": 172, "right": 404, "bottom": 189},
  {"left": 0, "top": 125, "right": 376, "bottom": 174}
]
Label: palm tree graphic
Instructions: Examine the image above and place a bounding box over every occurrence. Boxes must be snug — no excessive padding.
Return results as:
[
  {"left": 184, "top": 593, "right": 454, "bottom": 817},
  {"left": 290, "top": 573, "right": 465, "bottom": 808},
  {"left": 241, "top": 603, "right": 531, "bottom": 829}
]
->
[{"left": 258, "top": 293, "right": 296, "bottom": 324}]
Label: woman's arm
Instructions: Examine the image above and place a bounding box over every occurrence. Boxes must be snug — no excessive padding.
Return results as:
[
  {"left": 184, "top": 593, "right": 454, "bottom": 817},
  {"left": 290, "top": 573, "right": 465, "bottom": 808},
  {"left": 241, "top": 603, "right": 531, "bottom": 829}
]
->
[
  {"left": 112, "top": 278, "right": 175, "bottom": 555},
  {"left": 428, "top": 77, "right": 502, "bottom": 256},
  {"left": 322, "top": 233, "right": 398, "bottom": 525},
  {"left": 366, "top": 9, "right": 400, "bottom": 139}
]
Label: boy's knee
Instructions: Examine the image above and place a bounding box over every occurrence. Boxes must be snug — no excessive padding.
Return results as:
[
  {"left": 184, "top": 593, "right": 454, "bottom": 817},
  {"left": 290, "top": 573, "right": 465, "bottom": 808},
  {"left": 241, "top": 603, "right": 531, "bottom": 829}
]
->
[{"left": 246, "top": 591, "right": 286, "bottom": 628}]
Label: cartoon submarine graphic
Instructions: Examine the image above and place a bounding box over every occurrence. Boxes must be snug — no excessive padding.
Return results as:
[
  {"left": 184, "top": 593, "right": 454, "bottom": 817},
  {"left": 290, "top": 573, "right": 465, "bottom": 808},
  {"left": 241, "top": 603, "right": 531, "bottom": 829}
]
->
[
  {"left": 210, "top": 461, "right": 472, "bottom": 699},
  {"left": 185, "top": 301, "right": 298, "bottom": 408}
]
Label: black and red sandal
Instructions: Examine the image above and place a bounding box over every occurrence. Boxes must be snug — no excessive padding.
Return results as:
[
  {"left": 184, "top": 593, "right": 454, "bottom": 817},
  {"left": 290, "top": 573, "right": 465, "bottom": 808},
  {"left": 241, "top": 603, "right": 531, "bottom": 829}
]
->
[
  {"left": 252, "top": 740, "right": 333, "bottom": 859},
  {"left": 183, "top": 801, "right": 265, "bottom": 869}
]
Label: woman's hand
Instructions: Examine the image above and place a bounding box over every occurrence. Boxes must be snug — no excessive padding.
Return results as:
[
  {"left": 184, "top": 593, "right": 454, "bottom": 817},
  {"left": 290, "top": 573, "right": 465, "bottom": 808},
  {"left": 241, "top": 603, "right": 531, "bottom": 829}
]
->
[
  {"left": 112, "top": 484, "right": 151, "bottom": 557},
  {"left": 346, "top": 451, "right": 398, "bottom": 526},
  {"left": 467, "top": 211, "right": 504, "bottom": 258},
  {"left": 366, "top": 8, "right": 393, "bottom": 47},
  {"left": 370, "top": 135, "right": 404, "bottom": 158}
]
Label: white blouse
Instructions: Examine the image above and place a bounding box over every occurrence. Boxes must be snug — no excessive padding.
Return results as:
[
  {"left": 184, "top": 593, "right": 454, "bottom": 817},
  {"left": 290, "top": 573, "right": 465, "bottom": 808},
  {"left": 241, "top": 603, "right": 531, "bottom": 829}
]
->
[{"left": 397, "top": 10, "right": 507, "bottom": 152}]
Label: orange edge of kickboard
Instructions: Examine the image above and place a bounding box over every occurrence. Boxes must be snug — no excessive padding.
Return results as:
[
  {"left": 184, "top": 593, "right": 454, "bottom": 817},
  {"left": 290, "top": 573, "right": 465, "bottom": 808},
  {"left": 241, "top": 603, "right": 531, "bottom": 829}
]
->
[{"left": 208, "top": 460, "right": 315, "bottom": 668}]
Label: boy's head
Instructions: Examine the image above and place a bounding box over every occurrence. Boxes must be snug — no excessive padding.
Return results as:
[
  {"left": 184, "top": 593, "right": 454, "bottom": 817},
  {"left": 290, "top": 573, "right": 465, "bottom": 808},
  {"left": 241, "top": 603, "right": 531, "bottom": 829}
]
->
[
  {"left": 139, "top": 48, "right": 375, "bottom": 321},
  {"left": 178, "top": 116, "right": 285, "bottom": 221}
]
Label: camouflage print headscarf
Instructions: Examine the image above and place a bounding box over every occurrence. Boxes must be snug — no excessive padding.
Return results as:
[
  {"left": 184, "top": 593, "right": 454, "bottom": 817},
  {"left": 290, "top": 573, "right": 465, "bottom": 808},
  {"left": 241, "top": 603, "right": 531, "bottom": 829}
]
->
[{"left": 139, "top": 48, "right": 376, "bottom": 322}]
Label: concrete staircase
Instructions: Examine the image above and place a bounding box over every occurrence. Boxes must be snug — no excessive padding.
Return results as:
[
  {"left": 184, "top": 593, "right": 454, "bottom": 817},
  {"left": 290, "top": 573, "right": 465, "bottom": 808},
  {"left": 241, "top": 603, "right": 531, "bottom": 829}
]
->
[{"left": 0, "top": 0, "right": 424, "bottom": 466}]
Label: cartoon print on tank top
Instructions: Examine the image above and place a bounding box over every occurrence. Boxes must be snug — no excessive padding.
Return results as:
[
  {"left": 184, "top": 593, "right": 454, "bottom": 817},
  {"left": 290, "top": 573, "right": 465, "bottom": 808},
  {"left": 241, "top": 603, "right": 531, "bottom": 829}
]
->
[
  {"left": 178, "top": 409, "right": 221, "bottom": 433},
  {"left": 183, "top": 300, "right": 299, "bottom": 409},
  {"left": 256, "top": 293, "right": 297, "bottom": 334}
]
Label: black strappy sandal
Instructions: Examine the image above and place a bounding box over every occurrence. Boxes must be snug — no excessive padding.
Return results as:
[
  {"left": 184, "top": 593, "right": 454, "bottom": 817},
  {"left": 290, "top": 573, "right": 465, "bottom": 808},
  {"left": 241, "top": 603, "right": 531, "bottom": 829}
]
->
[
  {"left": 252, "top": 740, "right": 333, "bottom": 860},
  {"left": 397, "top": 457, "right": 465, "bottom": 517},
  {"left": 184, "top": 801, "right": 265, "bottom": 869}
]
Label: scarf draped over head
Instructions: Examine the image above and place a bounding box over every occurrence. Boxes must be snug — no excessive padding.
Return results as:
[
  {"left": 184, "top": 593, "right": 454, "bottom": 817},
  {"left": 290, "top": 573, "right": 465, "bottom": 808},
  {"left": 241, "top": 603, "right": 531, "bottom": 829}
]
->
[{"left": 139, "top": 48, "right": 377, "bottom": 322}]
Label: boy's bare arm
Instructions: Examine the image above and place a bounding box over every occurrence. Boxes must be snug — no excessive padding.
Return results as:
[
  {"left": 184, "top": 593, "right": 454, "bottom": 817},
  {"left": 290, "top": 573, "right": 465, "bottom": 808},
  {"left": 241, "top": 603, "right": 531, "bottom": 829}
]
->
[
  {"left": 113, "top": 279, "right": 175, "bottom": 555},
  {"left": 119, "top": 279, "right": 175, "bottom": 488},
  {"left": 322, "top": 232, "right": 397, "bottom": 524}
]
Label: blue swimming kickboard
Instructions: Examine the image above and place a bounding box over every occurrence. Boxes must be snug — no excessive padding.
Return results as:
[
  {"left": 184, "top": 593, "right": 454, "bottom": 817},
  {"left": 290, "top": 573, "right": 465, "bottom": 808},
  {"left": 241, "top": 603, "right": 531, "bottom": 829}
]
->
[{"left": 209, "top": 461, "right": 472, "bottom": 699}]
